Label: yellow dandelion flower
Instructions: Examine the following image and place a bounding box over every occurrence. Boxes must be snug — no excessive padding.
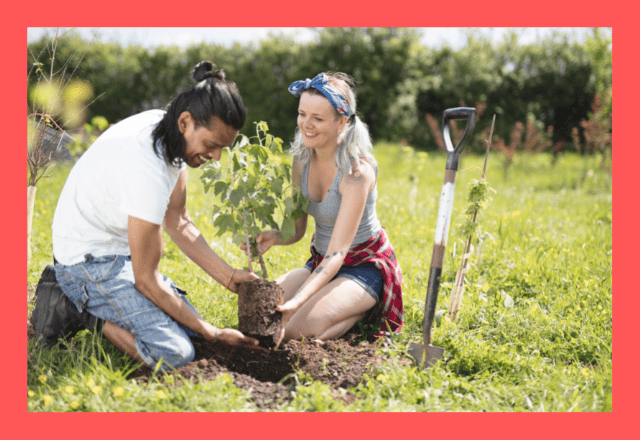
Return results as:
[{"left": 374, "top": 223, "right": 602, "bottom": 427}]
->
[
  {"left": 157, "top": 390, "right": 167, "bottom": 399},
  {"left": 65, "top": 386, "right": 74, "bottom": 395},
  {"left": 70, "top": 401, "right": 80, "bottom": 410},
  {"left": 28, "top": 390, "right": 35, "bottom": 398},
  {"left": 91, "top": 386, "right": 102, "bottom": 394},
  {"left": 38, "top": 375, "right": 47, "bottom": 384},
  {"left": 113, "top": 387, "right": 124, "bottom": 397},
  {"left": 376, "top": 374, "right": 387, "bottom": 382},
  {"left": 581, "top": 368, "right": 589, "bottom": 377},
  {"left": 86, "top": 378, "right": 95, "bottom": 388},
  {"left": 45, "top": 200, "right": 49, "bottom": 205},
  {"left": 43, "top": 395, "right": 52, "bottom": 406},
  {"left": 598, "top": 305, "right": 603, "bottom": 310},
  {"left": 221, "top": 375, "right": 233, "bottom": 384}
]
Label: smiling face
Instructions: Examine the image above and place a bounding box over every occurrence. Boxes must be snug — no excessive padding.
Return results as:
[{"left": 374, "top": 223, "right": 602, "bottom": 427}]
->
[
  {"left": 178, "top": 112, "right": 239, "bottom": 168},
  {"left": 297, "top": 92, "right": 347, "bottom": 152}
]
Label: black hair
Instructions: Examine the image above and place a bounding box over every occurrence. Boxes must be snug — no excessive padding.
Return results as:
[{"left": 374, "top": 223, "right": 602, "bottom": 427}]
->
[{"left": 152, "top": 61, "right": 247, "bottom": 166}]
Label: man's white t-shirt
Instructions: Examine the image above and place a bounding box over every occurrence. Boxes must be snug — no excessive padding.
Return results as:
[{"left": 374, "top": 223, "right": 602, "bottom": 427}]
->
[{"left": 52, "top": 110, "right": 186, "bottom": 266}]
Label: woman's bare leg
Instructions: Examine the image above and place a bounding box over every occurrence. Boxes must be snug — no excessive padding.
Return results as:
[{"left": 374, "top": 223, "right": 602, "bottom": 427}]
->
[
  {"left": 275, "top": 267, "right": 312, "bottom": 302},
  {"left": 283, "top": 277, "right": 376, "bottom": 341}
]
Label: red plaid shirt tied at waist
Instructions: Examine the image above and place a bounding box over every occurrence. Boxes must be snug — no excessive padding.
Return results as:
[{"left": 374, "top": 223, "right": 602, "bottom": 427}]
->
[{"left": 305, "top": 228, "right": 403, "bottom": 337}]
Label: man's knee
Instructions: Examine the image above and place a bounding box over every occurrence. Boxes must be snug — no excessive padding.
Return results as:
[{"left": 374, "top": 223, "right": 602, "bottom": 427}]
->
[
  {"left": 172, "top": 337, "right": 195, "bottom": 368},
  {"left": 159, "top": 336, "right": 195, "bottom": 369}
]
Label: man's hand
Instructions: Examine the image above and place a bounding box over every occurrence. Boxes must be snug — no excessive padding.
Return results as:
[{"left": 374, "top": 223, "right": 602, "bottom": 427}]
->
[
  {"left": 202, "top": 323, "right": 266, "bottom": 351},
  {"left": 226, "top": 269, "right": 259, "bottom": 293}
]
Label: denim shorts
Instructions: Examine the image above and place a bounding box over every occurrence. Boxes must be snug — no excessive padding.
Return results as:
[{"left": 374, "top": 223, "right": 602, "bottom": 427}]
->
[
  {"left": 304, "top": 260, "right": 383, "bottom": 302},
  {"left": 54, "top": 253, "right": 199, "bottom": 370}
]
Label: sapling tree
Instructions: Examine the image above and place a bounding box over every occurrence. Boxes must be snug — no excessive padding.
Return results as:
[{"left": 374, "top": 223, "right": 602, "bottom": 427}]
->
[
  {"left": 200, "top": 121, "right": 308, "bottom": 347},
  {"left": 447, "top": 115, "right": 497, "bottom": 322},
  {"left": 200, "top": 121, "right": 309, "bottom": 279}
]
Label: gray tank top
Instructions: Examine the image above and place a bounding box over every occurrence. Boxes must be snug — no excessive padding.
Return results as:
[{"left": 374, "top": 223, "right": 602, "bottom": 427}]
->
[{"left": 301, "top": 161, "right": 382, "bottom": 256}]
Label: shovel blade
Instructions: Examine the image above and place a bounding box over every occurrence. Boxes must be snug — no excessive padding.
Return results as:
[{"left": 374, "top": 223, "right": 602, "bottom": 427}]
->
[{"left": 408, "top": 342, "right": 445, "bottom": 369}]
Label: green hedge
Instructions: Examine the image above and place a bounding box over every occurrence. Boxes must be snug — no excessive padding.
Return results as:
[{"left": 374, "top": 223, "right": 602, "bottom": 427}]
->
[{"left": 27, "top": 28, "right": 611, "bottom": 152}]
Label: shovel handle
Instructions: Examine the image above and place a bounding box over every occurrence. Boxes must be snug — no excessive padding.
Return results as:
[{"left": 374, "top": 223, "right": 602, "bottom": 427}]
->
[
  {"left": 420, "top": 107, "right": 478, "bottom": 344},
  {"left": 442, "top": 107, "right": 477, "bottom": 155}
]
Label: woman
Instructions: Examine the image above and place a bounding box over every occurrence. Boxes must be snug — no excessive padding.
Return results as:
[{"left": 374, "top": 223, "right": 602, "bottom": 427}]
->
[
  {"left": 34, "top": 61, "right": 262, "bottom": 370},
  {"left": 246, "top": 72, "right": 403, "bottom": 348}
]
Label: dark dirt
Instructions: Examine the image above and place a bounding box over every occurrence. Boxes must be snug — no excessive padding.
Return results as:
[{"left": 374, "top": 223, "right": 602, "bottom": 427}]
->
[
  {"left": 27, "top": 313, "right": 401, "bottom": 411},
  {"left": 129, "top": 333, "right": 391, "bottom": 410},
  {"left": 237, "top": 279, "right": 284, "bottom": 349}
]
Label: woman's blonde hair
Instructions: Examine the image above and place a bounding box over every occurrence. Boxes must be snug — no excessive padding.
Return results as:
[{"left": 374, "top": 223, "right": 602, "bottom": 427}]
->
[{"left": 289, "top": 72, "right": 376, "bottom": 174}]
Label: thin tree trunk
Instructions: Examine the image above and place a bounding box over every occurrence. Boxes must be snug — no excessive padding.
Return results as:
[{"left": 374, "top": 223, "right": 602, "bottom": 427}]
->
[{"left": 27, "top": 185, "right": 37, "bottom": 272}]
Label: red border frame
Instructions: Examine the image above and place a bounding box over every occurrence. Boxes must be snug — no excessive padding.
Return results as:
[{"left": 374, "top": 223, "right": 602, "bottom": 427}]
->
[{"left": 10, "top": 2, "right": 627, "bottom": 438}]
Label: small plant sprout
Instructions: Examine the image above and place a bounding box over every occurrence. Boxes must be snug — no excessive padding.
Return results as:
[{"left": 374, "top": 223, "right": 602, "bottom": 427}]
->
[
  {"left": 200, "top": 121, "right": 309, "bottom": 280},
  {"left": 447, "top": 115, "right": 497, "bottom": 323}
]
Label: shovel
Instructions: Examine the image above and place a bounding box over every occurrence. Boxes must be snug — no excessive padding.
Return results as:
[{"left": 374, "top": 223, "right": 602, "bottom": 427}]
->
[{"left": 409, "top": 107, "right": 477, "bottom": 369}]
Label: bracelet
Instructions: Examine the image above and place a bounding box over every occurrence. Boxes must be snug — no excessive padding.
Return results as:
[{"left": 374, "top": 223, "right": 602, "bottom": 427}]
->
[
  {"left": 214, "top": 327, "right": 219, "bottom": 342},
  {"left": 225, "top": 269, "right": 236, "bottom": 290}
]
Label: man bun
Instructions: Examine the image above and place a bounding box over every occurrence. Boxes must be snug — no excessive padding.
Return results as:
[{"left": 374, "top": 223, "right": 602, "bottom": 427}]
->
[{"left": 191, "top": 61, "right": 226, "bottom": 82}]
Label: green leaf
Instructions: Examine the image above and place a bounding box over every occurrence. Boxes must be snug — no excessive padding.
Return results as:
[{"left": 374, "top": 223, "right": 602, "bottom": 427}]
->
[
  {"left": 229, "top": 189, "right": 243, "bottom": 208},
  {"left": 213, "top": 181, "right": 229, "bottom": 197},
  {"left": 280, "top": 217, "right": 296, "bottom": 243},
  {"left": 271, "top": 177, "right": 283, "bottom": 195}
]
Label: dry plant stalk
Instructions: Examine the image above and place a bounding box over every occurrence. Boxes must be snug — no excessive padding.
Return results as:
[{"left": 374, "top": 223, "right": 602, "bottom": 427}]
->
[
  {"left": 447, "top": 115, "right": 496, "bottom": 322},
  {"left": 27, "top": 28, "right": 100, "bottom": 270},
  {"left": 580, "top": 92, "right": 612, "bottom": 171}
]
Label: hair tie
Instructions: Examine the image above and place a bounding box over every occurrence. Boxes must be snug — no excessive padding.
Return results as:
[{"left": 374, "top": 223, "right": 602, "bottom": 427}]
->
[{"left": 288, "top": 73, "right": 352, "bottom": 118}]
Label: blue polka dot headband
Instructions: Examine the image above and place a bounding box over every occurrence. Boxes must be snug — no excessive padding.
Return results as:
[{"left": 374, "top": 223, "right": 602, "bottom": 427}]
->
[{"left": 288, "top": 73, "right": 352, "bottom": 118}]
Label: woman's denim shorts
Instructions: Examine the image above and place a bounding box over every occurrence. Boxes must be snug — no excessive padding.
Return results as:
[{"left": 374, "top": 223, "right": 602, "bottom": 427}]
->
[{"left": 304, "top": 260, "right": 383, "bottom": 302}]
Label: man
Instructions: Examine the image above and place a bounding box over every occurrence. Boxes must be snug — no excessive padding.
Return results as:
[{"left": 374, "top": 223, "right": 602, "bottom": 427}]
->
[{"left": 31, "top": 61, "right": 261, "bottom": 370}]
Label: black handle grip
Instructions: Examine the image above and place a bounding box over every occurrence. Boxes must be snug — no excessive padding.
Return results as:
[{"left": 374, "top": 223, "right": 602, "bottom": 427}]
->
[{"left": 442, "top": 107, "right": 477, "bottom": 154}]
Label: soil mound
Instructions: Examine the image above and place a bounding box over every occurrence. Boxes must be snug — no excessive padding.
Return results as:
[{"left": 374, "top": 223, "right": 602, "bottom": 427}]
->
[
  {"left": 28, "top": 318, "right": 395, "bottom": 411},
  {"left": 130, "top": 333, "right": 387, "bottom": 410}
]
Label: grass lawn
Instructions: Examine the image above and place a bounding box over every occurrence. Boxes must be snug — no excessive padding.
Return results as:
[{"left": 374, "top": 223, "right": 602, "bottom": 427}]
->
[{"left": 27, "top": 143, "right": 612, "bottom": 412}]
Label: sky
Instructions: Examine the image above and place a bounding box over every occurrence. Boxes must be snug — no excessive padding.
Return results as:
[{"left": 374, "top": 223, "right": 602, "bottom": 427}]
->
[{"left": 26, "top": 27, "right": 610, "bottom": 50}]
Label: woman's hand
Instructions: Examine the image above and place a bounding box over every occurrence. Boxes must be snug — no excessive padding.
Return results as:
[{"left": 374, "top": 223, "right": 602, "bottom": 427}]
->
[
  {"left": 273, "top": 298, "right": 302, "bottom": 350},
  {"left": 240, "top": 229, "right": 281, "bottom": 259},
  {"left": 225, "top": 268, "right": 259, "bottom": 293}
]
